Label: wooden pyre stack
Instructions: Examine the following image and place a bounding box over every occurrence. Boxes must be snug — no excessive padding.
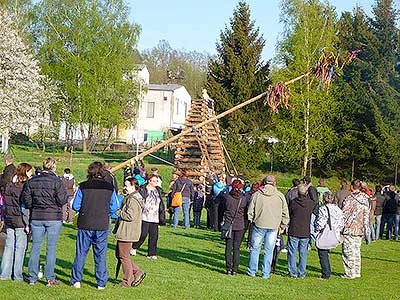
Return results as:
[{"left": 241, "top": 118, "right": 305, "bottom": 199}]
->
[{"left": 174, "top": 98, "right": 226, "bottom": 184}]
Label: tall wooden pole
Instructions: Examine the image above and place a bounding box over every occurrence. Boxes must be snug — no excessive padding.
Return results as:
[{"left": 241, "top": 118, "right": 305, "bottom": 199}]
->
[{"left": 110, "top": 73, "right": 310, "bottom": 173}]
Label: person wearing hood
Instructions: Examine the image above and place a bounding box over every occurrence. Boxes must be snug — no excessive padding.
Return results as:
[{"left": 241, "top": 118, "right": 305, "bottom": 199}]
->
[
  {"left": 287, "top": 184, "right": 318, "bottom": 278},
  {"left": 114, "top": 177, "right": 146, "bottom": 287},
  {"left": 61, "top": 168, "right": 75, "bottom": 224},
  {"left": 247, "top": 175, "right": 289, "bottom": 279}
]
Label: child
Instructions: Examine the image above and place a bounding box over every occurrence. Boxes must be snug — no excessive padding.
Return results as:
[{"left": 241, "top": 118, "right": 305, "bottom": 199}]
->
[{"left": 192, "top": 185, "right": 204, "bottom": 228}]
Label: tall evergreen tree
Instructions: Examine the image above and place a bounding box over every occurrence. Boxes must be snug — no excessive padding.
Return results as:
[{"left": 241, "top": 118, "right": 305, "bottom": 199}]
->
[
  {"left": 334, "top": 2, "right": 400, "bottom": 180},
  {"left": 206, "top": 1, "right": 271, "bottom": 171}
]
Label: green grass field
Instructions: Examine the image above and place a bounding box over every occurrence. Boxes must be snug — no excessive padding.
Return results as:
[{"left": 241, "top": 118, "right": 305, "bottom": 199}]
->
[
  {"left": 0, "top": 223, "right": 399, "bottom": 300},
  {"left": 0, "top": 146, "right": 399, "bottom": 300}
]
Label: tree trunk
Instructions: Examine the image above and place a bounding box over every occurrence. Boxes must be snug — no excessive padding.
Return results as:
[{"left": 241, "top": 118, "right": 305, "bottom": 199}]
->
[
  {"left": 1, "top": 130, "right": 10, "bottom": 153},
  {"left": 80, "top": 123, "right": 87, "bottom": 153},
  {"left": 303, "top": 79, "right": 311, "bottom": 176}
]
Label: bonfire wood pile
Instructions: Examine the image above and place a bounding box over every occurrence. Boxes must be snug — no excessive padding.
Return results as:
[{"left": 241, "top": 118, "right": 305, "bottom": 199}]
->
[{"left": 174, "top": 98, "right": 226, "bottom": 184}]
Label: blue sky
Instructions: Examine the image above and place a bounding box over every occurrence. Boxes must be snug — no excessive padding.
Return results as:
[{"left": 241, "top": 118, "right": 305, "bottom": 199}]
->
[{"left": 127, "top": 0, "right": 383, "bottom": 61}]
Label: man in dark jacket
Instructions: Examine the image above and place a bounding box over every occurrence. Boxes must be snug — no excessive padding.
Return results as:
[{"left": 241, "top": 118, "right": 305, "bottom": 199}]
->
[
  {"left": 70, "top": 161, "right": 119, "bottom": 289},
  {"left": 302, "top": 176, "right": 319, "bottom": 248},
  {"left": 21, "top": 157, "right": 67, "bottom": 286},
  {"left": 104, "top": 162, "right": 118, "bottom": 194},
  {"left": 287, "top": 184, "right": 315, "bottom": 278}
]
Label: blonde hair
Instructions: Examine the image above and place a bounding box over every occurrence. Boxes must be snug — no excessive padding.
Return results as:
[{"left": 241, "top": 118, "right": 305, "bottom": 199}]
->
[{"left": 43, "top": 157, "right": 56, "bottom": 172}]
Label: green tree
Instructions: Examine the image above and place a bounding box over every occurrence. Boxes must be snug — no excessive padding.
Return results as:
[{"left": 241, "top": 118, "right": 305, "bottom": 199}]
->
[
  {"left": 32, "top": 0, "right": 141, "bottom": 152},
  {"left": 206, "top": 1, "right": 271, "bottom": 171},
  {"left": 273, "top": 0, "right": 338, "bottom": 175},
  {"left": 333, "top": 2, "right": 400, "bottom": 181},
  {"left": 141, "top": 40, "right": 208, "bottom": 98}
]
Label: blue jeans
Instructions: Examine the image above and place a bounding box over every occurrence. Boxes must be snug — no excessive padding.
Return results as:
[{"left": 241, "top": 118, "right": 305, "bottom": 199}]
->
[
  {"left": 247, "top": 226, "right": 277, "bottom": 279},
  {"left": 395, "top": 215, "right": 400, "bottom": 241},
  {"left": 380, "top": 214, "right": 395, "bottom": 239},
  {"left": 28, "top": 220, "right": 62, "bottom": 282},
  {"left": 287, "top": 236, "right": 309, "bottom": 278},
  {"left": 182, "top": 198, "right": 191, "bottom": 229},
  {"left": 0, "top": 227, "right": 27, "bottom": 281},
  {"left": 172, "top": 206, "right": 180, "bottom": 228},
  {"left": 71, "top": 229, "right": 109, "bottom": 287},
  {"left": 375, "top": 215, "right": 382, "bottom": 239},
  {"left": 193, "top": 211, "right": 201, "bottom": 227},
  {"left": 172, "top": 198, "right": 191, "bottom": 229}
]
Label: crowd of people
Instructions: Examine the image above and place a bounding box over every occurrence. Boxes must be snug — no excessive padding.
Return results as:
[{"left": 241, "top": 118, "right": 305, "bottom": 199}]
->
[{"left": 0, "top": 154, "right": 399, "bottom": 289}]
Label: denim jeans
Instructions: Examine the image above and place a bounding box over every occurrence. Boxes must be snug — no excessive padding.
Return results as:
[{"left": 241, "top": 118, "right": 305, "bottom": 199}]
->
[
  {"left": 374, "top": 215, "right": 382, "bottom": 240},
  {"left": 369, "top": 222, "right": 375, "bottom": 241},
  {"left": 71, "top": 229, "right": 109, "bottom": 287},
  {"left": 395, "top": 214, "right": 400, "bottom": 241},
  {"left": 380, "top": 214, "right": 395, "bottom": 240},
  {"left": 247, "top": 226, "right": 277, "bottom": 278},
  {"left": 182, "top": 198, "right": 191, "bottom": 229},
  {"left": 28, "top": 220, "right": 62, "bottom": 282},
  {"left": 0, "top": 227, "right": 27, "bottom": 281},
  {"left": 172, "top": 206, "right": 181, "bottom": 228},
  {"left": 287, "top": 236, "right": 309, "bottom": 277},
  {"left": 193, "top": 211, "right": 201, "bottom": 227}
]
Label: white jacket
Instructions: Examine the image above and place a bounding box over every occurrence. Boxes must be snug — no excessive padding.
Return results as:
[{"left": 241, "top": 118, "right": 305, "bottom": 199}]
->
[{"left": 315, "top": 204, "right": 344, "bottom": 240}]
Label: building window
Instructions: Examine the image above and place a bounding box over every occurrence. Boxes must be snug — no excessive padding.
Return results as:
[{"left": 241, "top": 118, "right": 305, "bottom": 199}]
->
[
  {"left": 147, "top": 102, "right": 155, "bottom": 118},
  {"left": 164, "top": 96, "right": 168, "bottom": 101}
]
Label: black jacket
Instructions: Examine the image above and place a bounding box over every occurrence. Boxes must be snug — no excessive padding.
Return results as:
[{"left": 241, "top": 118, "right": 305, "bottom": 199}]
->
[
  {"left": 307, "top": 185, "right": 319, "bottom": 215},
  {"left": 21, "top": 171, "right": 67, "bottom": 221},
  {"left": 288, "top": 195, "right": 315, "bottom": 238},
  {"left": 222, "top": 191, "right": 247, "bottom": 231},
  {"left": 171, "top": 178, "right": 194, "bottom": 200},
  {"left": 139, "top": 185, "right": 166, "bottom": 225},
  {"left": 4, "top": 183, "right": 25, "bottom": 228},
  {"left": 77, "top": 179, "right": 114, "bottom": 231},
  {"left": 105, "top": 170, "right": 118, "bottom": 194}
]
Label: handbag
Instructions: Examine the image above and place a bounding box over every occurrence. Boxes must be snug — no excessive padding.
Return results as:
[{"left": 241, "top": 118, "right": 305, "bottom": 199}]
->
[
  {"left": 220, "top": 197, "right": 242, "bottom": 240},
  {"left": 316, "top": 206, "right": 340, "bottom": 250},
  {"left": 171, "top": 183, "right": 186, "bottom": 207}
]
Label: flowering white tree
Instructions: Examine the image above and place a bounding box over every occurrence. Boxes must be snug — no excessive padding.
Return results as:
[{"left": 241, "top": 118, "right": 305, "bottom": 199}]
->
[{"left": 0, "top": 8, "right": 54, "bottom": 153}]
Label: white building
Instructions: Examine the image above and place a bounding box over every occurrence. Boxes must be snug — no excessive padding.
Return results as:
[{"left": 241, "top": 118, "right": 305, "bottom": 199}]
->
[
  {"left": 59, "top": 65, "right": 191, "bottom": 145},
  {"left": 124, "top": 83, "right": 191, "bottom": 144}
]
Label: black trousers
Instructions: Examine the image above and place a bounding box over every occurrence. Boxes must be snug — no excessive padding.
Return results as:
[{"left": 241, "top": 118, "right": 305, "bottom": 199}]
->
[
  {"left": 225, "top": 229, "right": 245, "bottom": 272},
  {"left": 132, "top": 221, "right": 159, "bottom": 256},
  {"left": 212, "top": 203, "right": 220, "bottom": 230},
  {"left": 317, "top": 248, "right": 331, "bottom": 278}
]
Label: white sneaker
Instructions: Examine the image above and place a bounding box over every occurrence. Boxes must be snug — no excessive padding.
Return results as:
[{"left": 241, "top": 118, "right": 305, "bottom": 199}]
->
[
  {"left": 72, "top": 282, "right": 81, "bottom": 289},
  {"left": 147, "top": 255, "right": 157, "bottom": 260},
  {"left": 97, "top": 286, "right": 106, "bottom": 290},
  {"left": 281, "top": 248, "right": 288, "bottom": 253},
  {"left": 130, "top": 249, "right": 137, "bottom": 256}
]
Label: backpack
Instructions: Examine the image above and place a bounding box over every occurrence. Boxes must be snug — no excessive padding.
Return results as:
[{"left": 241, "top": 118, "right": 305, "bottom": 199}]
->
[{"left": 383, "top": 196, "right": 397, "bottom": 214}]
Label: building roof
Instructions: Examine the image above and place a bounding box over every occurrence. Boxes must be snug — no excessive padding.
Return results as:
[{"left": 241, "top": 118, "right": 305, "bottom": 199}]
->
[{"left": 147, "top": 84, "right": 183, "bottom": 91}]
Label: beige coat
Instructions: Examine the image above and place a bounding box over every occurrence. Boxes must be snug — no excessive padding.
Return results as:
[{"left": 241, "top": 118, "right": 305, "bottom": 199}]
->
[
  {"left": 248, "top": 185, "right": 289, "bottom": 231},
  {"left": 114, "top": 191, "right": 144, "bottom": 242}
]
